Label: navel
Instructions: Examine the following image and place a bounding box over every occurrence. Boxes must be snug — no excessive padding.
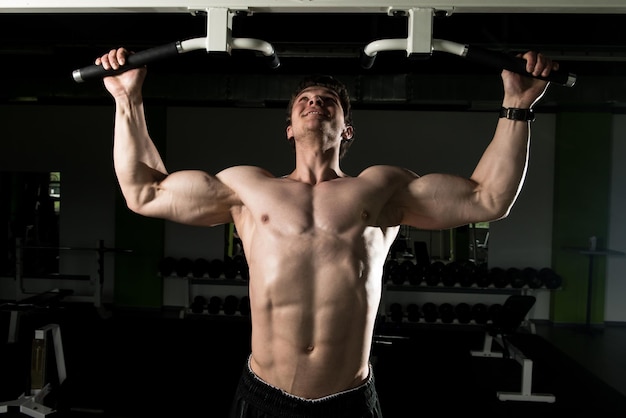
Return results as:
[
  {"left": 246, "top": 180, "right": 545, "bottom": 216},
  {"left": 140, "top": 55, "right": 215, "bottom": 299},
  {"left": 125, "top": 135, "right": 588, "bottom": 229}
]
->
[{"left": 361, "top": 210, "right": 369, "bottom": 221}]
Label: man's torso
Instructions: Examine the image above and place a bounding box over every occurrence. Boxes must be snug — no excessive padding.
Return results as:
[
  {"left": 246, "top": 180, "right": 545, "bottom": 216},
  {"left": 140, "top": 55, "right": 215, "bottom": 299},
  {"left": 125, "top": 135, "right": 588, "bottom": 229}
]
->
[{"left": 218, "top": 165, "right": 405, "bottom": 398}]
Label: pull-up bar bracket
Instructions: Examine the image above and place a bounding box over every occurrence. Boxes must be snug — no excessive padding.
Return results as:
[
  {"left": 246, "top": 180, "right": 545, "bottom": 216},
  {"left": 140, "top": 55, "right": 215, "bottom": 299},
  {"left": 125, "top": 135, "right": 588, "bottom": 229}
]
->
[
  {"left": 187, "top": 8, "right": 277, "bottom": 62},
  {"left": 361, "top": 7, "right": 576, "bottom": 87},
  {"left": 399, "top": 8, "right": 434, "bottom": 56},
  {"left": 205, "top": 7, "right": 232, "bottom": 53}
]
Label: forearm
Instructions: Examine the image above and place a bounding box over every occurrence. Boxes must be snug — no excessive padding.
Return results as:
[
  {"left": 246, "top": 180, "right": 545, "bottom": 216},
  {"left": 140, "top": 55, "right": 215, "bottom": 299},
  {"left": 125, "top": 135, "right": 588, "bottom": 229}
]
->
[
  {"left": 468, "top": 54, "right": 555, "bottom": 219},
  {"left": 470, "top": 116, "right": 530, "bottom": 220},
  {"left": 112, "top": 95, "right": 167, "bottom": 211}
]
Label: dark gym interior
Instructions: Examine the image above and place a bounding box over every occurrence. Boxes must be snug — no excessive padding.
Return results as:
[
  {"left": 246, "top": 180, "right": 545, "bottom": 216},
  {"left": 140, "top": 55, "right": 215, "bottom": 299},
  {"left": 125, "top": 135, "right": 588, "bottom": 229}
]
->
[
  {"left": 2, "top": 7, "right": 626, "bottom": 418},
  {"left": 2, "top": 299, "right": 626, "bottom": 417}
]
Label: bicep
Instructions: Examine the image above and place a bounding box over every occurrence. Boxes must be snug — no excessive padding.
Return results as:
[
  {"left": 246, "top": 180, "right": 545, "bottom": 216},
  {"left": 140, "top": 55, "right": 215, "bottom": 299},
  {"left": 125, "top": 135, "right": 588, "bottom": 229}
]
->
[
  {"left": 392, "top": 172, "right": 483, "bottom": 230},
  {"left": 135, "top": 169, "right": 239, "bottom": 226}
]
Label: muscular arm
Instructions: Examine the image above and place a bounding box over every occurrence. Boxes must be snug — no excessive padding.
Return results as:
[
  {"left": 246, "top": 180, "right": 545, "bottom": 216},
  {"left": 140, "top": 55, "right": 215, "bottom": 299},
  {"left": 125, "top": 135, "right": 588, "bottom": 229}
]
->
[
  {"left": 395, "top": 118, "right": 530, "bottom": 230},
  {"left": 389, "top": 51, "right": 556, "bottom": 230},
  {"left": 101, "top": 49, "right": 238, "bottom": 227}
]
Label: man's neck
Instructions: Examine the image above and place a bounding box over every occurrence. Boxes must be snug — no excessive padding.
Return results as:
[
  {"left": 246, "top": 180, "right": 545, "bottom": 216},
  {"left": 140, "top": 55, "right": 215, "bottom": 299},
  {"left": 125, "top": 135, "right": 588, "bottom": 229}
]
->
[
  {"left": 290, "top": 147, "right": 345, "bottom": 185},
  {"left": 288, "top": 165, "right": 344, "bottom": 185}
]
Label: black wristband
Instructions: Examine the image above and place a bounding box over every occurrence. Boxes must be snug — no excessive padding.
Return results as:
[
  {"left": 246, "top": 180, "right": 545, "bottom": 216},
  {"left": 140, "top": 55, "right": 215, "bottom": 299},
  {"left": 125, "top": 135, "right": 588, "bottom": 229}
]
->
[{"left": 499, "top": 107, "right": 535, "bottom": 122}]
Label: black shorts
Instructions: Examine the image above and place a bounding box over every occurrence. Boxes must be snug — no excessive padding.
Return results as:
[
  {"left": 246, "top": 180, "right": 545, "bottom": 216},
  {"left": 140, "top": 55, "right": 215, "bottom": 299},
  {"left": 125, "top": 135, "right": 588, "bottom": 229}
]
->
[{"left": 229, "top": 356, "right": 383, "bottom": 418}]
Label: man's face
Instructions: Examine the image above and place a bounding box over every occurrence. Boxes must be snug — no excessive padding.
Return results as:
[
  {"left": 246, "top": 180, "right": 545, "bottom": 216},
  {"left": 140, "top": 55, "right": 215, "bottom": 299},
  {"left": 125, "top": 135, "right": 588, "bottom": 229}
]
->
[{"left": 286, "top": 86, "right": 352, "bottom": 141}]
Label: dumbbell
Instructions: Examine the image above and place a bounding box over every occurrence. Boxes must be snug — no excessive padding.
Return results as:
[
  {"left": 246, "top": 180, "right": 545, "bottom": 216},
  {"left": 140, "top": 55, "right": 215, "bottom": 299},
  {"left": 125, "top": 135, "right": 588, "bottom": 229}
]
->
[
  {"left": 192, "top": 258, "right": 209, "bottom": 278},
  {"left": 425, "top": 261, "right": 445, "bottom": 286},
  {"left": 390, "top": 302, "right": 403, "bottom": 323},
  {"left": 158, "top": 256, "right": 177, "bottom": 277},
  {"left": 402, "top": 260, "right": 419, "bottom": 285},
  {"left": 239, "top": 296, "right": 251, "bottom": 316},
  {"left": 412, "top": 261, "right": 427, "bottom": 286},
  {"left": 422, "top": 302, "right": 438, "bottom": 323},
  {"left": 507, "top": 267, "right": 526, "bottom": 288},
  {"left": 455, "top": 303, "right": 472, "bottom": 324},
  {"left": 471, "top": 303, "right": 488, "bottom": 324},
  {"left": 223, "top": 257, "right": 238, "bottom": 279},
  {"left": 175, "top": 257, "right": 193, "bottom": 277},
  {"left": 439, "top": 303, "right": 455, "bottom": 323},
  {"left": 539, "top": 267, "right": 563, "bottom": 289},
  {"left": 207, "top": 259, "right": 224, "bottom": 279},
  {"left": 474, "top": 263, "right": 491, "bottom": 288},
  {"left": 191, "top": 295, "right": 206, "bottom": 314},
  {"left": 208, "top": 296, "right": 222, "bottom": 314},
  {"left": 234, "top": 254, "right": 249, "bottom": 280},
  {"left": 224, "top": 295, "right": 239, "bottom": 315},
  {"left": 389, "top": 260, "right": 411, "bottom": 285},
  {"left": 441, "top": 261, "right": 461, "bottom": 287},
  {"left": 523, "top": 267, "right": 543, "bottom": 289},
  {"left": 407, "top": 303, "right": 420, "bottom": 322},
  {"left": 490, "top": 267, "right": 509, "bottom": 288},
  {"left": 383, "top": 259, "right": 399, "bottom": 283},
  {"left": 488, "top": 303, "right": 503, "bottom": 322},
  {"left": 457, "top": 260, "right": 477, "bottom": 287}
]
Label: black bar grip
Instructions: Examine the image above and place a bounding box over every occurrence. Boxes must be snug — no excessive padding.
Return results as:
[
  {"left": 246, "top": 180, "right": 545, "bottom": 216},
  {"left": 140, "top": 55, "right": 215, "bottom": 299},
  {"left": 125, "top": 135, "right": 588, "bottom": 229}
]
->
[
  {"left": 72, "top": 42, "right": 181, "bottom": 83},
  {"left": 464, "top": 45, "right": 577, "bottom": 87},
  {"left": 264, "top": 53, "right": 281, "bottom": 69},
  {"left": 360, "top": 51, "right": 376, "bottom": 70}
]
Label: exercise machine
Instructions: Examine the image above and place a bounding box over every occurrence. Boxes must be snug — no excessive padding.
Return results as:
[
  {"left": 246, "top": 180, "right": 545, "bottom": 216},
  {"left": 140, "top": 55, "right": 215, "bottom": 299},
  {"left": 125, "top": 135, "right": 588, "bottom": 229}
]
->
[{"left": 0, "top": 324, "right": 67, "bottom": 417}]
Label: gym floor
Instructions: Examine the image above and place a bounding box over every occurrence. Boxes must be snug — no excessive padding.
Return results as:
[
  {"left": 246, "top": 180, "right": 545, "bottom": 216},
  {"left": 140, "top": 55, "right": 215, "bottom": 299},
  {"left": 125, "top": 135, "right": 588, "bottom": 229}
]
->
[
  {"left": 534, "top": 322, "right": 626, "bottom": 398},
  {"left": 1, "top": 303, "right": 626, "bottom": 417}
]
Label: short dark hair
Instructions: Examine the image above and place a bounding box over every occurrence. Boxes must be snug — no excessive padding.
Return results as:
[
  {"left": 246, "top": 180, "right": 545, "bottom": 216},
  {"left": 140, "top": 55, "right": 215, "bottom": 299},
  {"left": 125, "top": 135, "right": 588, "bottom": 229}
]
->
[{"left": 285, "top": 75, "right": 354, "bottom": 159}]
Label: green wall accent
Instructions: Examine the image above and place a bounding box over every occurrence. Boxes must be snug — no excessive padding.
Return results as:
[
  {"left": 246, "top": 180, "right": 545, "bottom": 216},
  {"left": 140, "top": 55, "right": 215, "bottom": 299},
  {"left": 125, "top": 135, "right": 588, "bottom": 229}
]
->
[
  {"left": 114, "top": 105, "right": 166, "bottom": 309},
  {"left": 551, "top": 112, "right": 612, "bottom": 324}
]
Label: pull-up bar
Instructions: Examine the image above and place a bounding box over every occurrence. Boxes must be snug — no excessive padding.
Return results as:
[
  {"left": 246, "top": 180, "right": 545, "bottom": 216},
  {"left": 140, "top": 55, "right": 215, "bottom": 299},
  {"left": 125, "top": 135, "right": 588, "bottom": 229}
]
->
[{"left": 71, "top": 7, "right": 576, "bottom": 87}]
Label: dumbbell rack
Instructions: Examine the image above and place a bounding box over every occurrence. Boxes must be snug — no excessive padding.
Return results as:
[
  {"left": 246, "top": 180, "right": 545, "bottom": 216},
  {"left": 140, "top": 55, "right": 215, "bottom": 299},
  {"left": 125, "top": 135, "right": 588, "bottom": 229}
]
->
[
  {"left": 185, "top": 277, "right": 250, "bottom": 318},
  {"left": 161, "top": 275, "right": 249, "bottom": 319},
  {"left": 381, "top": 282, "right": 555, "bottom": 333}
]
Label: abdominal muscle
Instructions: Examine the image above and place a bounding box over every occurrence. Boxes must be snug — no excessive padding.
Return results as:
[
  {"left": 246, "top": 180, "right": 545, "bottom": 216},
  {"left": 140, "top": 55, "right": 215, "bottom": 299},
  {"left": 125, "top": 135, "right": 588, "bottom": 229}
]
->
[{"left": 245, "top": 228, "right": 385, "bottom": 399}]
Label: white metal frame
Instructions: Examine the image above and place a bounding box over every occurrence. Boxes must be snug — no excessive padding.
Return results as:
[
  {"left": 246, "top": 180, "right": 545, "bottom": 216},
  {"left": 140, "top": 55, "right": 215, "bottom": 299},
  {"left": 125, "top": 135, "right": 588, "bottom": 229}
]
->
[
  {"left": 471, "top": 332, "right": 556, "bottom": 403},
  {"left": 0, "top": 324, "right": 67, "bottom": 418},
  {"left": 2, "top": 0, "right": 626, "bottom": 14}
]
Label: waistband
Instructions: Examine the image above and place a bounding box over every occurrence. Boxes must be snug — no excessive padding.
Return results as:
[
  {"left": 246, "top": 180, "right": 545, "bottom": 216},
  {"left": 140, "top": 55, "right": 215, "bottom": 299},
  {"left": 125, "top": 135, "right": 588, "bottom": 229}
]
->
[{"left": 237, "top": 356, "right": 379, "bottom": 417}]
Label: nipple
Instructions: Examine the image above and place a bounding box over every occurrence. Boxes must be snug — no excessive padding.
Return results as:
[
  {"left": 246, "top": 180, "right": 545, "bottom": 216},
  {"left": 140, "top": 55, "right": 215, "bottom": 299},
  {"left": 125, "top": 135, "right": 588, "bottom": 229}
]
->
[{"left": 261, "top": 214, "right": 269, "bottom": 223}]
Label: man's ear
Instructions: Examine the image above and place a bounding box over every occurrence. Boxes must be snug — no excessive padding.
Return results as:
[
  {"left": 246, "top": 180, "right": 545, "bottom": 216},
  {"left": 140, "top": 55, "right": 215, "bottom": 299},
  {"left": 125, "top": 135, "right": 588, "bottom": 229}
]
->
[
  {"left": 341, "top": 125, "right": 354, "bottom": 140},
  {"left": 286, "top": 125, "right": 293, "bottom": 141}
]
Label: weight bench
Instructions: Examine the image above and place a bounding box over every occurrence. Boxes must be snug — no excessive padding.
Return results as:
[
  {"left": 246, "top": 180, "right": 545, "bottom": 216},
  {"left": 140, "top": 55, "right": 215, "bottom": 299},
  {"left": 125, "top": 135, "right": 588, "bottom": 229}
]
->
[
  {"left": 470, "top": 294, "right": 556, "bottom": 403},
  {"left": 1, "top": 288, "right": 73, "bottom": 344}
]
